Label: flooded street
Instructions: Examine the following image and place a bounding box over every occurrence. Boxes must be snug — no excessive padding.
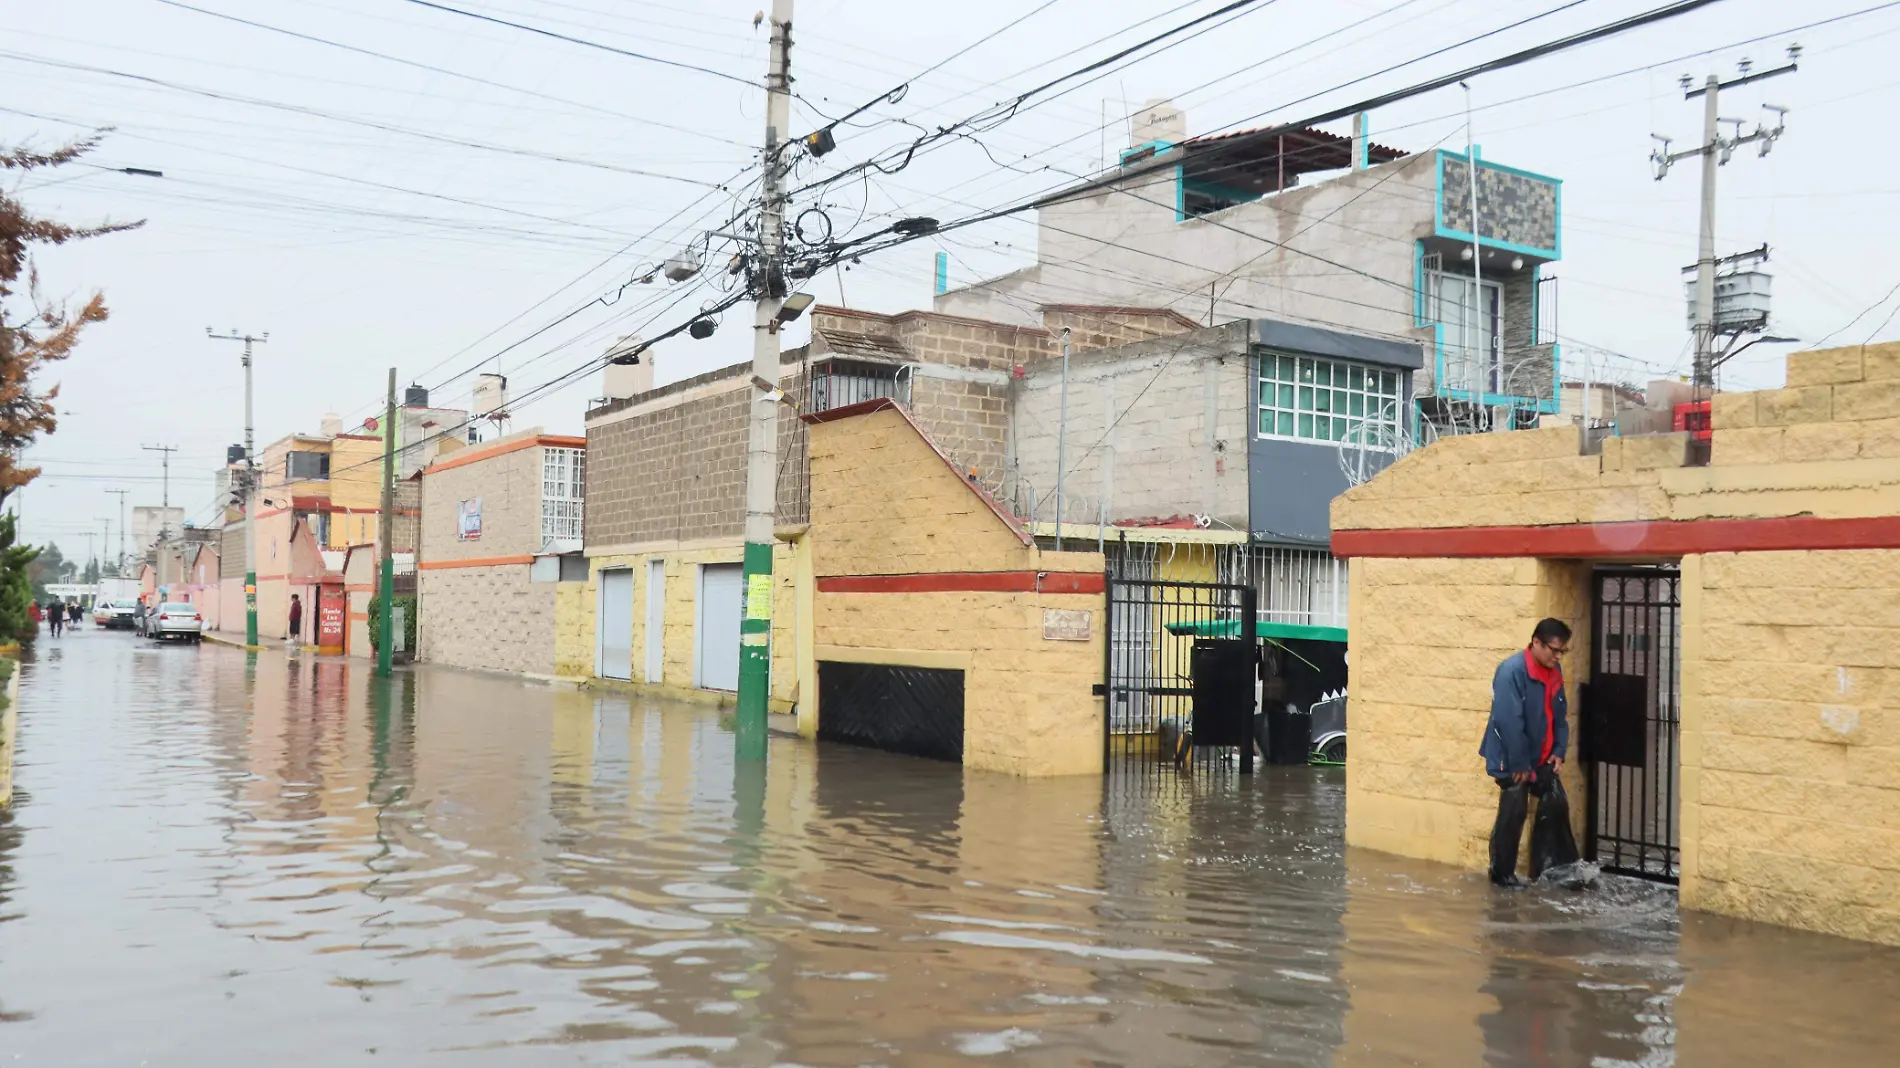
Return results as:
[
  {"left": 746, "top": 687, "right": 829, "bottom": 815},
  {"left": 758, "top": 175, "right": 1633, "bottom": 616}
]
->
[{"left": 2, "top": 633, "right": 1897, "bottom": 1066}]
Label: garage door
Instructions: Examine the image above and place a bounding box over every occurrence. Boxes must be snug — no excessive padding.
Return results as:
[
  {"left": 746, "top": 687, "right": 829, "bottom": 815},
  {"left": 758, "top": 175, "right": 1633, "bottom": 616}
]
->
[
  {"left": 596, "top": 569, "right": 633, "bottom": 681},
  {"left": 695, "top": 563, "right": 742, "bottom": 692}
]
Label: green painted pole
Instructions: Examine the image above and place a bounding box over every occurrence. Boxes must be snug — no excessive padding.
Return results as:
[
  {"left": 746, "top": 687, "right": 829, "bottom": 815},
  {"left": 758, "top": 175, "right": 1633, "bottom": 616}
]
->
[{"left": 376, "top": 367, "right": 396, "bottom": 678}]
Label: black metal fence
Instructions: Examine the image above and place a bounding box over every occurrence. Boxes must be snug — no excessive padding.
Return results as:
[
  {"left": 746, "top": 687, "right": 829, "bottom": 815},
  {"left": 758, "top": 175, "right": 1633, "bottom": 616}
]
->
[
  {"left": 1103, "top": 570, "right": 1257, "bottom": 777},
  {"left": 1584, "top": 567, "right": 1682, "bottom": 882}
]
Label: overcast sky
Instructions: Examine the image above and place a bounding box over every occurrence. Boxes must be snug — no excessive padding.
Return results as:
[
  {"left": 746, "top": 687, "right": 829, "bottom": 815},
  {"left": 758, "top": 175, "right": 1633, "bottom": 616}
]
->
[{"left": 8, "top": 0, "right": 1895, "bottom": 565}]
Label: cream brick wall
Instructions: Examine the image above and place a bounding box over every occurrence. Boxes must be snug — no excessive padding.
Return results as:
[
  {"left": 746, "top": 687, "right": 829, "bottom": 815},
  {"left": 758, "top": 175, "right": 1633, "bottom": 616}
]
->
[
  {"left": 1337, "top": 342, "right": 1900, "bottom": 946},
  {"left": 1681, "top": 548, "right": 1900, "bottom": 945},
  {"left": 809, "top": 405, "right": 1106, "bottom": 776},
  {"left": 1345, "top": 556, "right": 1589, "bottom": 868},
  {"left": 561, "top": 544, "right": 801, "bottom": 710},
  {"left": 417, "top": 564, "right": 556, "bottom": 676}
]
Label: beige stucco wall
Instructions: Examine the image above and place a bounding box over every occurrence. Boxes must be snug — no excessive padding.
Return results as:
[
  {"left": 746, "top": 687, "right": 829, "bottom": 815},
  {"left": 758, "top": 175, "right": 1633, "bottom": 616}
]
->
[
  {"left": 808, "top": 405, "right": 1106, "bottom": 776},
  {"left": 1333, "top": 342, "right": 1900, "bottom": 945},
  {"left": 419, "top": 432, "right": 551, "bottom": 563}
]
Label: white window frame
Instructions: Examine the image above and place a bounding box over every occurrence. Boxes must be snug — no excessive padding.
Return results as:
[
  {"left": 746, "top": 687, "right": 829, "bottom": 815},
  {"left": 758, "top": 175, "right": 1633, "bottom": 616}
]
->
[
  {"left": 1428, "top": 270, "right": 1503, "bottom": 395},
  {"left": 1256, "top": 351, "right": 1403, "bottom": 451},
  {"left": 541, "top": 447, "right": 585, "bottom": 544}
]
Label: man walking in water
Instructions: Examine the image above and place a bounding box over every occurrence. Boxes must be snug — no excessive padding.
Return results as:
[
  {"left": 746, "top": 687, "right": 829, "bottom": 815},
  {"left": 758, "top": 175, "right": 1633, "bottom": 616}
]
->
[
  {"left": 1482, "top": 618, "right": 1572, "bottom": 887},
  {"left": 287, "top": 594, "right": 303, "bottom": 647},
  {"left": 45, "top": 597, "right": 63, "bottom": 638}
]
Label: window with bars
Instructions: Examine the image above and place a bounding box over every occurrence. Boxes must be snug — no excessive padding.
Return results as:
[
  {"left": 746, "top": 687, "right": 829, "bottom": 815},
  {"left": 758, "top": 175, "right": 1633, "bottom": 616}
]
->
[
  {"left": 1256, "top": 351, "right": 1402, "bottom": 447},
  {"left": 810, "top": 358, "right": 905, "bottom": 413},
  {"left": 542, "top": 447, "right": 584, "bottom": 543}
]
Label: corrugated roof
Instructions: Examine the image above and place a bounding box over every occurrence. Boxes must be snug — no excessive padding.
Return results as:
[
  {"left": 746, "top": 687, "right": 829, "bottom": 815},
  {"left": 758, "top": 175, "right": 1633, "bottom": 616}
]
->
[{"left": 816, "top": 328, "right": 912, "bottom": 363}]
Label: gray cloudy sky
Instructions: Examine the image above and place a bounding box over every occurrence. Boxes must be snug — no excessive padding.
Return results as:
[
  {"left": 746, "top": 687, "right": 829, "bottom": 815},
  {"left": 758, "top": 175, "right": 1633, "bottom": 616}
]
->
[{"left": 8, "top": 0, "right": 1896, "bottom": 564}]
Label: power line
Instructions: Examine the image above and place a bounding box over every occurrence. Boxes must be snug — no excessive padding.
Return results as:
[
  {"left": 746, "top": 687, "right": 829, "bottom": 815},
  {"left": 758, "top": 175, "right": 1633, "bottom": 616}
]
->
[
  {"left": 0, "top": 51, "right": 734, "bottom": 187},
  {"left": 397, "top": 0, "right": 755, "bottom": 87},
  {"left": 148, "top": 0, "right": 751, "bottom": 149}
]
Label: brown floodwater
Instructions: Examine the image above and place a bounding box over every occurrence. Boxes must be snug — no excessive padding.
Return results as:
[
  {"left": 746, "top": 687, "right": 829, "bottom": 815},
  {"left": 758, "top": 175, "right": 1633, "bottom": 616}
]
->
[{"left": 2, "top": 633, "right": 1897, "bottom": 1065}]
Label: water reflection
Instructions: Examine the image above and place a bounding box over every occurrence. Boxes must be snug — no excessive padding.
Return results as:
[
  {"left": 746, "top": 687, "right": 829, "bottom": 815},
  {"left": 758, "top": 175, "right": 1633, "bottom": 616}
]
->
[{"left": 0, "top": 635, "right": 1894, "bottom": 1064}]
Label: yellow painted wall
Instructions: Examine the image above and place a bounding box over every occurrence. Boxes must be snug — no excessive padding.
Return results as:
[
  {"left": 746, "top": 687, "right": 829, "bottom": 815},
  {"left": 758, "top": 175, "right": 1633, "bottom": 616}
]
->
[
  {"left": 1334, "top": 343, "right": 1900, "bottom": 946},
  {"left": 1345, "top": 556, "right": 1589, "bottom": 869},
  {"left": 558, "top": 543, "right": 802, "bottom": 712},
  {"left": 808, "top": 405, "right": 1106, "bottom": 776}
]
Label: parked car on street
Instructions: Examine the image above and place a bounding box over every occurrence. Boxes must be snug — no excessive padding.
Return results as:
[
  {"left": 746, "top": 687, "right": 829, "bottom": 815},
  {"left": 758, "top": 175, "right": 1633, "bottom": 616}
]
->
[
  {"left": 147, "top": 602, "right": 204, "bottom": 642},
  {"left": 93, "top": 598, "right": 140, "bottom": 630}
]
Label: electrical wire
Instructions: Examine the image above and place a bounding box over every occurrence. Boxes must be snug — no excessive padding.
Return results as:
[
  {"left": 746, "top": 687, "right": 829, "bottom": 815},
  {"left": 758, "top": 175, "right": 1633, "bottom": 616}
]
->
[{"left": 397, "top": 0, "right": 755, "bottom": 87}]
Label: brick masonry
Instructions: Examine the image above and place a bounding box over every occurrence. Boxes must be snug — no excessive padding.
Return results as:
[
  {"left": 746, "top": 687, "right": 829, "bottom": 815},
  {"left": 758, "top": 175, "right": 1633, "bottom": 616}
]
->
[
  {"left": 1333, "top": 341, "right": 1900, "bottom": 946},
  {"left": 808, "top": 404, "right": 1106, "bottom": 776}
]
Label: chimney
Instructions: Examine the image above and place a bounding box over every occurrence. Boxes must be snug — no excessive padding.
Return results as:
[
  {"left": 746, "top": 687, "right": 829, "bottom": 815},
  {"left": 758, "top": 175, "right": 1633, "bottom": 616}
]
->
[{"left": 1130, "top": 98, "right": 1185, "bottom": 149}]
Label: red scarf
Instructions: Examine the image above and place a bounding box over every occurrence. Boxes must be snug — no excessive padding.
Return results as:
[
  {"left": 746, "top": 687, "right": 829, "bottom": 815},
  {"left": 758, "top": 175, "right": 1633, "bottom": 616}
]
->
[{"left": 1524, "top": 649, "right": 1561, "bottom": 765}]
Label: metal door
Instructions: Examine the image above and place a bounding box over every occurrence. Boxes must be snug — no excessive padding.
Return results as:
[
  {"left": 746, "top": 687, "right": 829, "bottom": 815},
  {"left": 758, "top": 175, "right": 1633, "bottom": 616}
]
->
[
  {"left": 1585, "top": 567, "right": 1681, "bottom": 881},
  {"left": 596, "top": 569, "right": 634, "bottom": 681},
  {"left": 695, "top": 563, "right": 743, "bottom": 692},
  {"left": 644, "top": 559, "right": 665, "bottom": 683},
  {"left": 1103, "top": 569, "right": 1256, "bottom": 776}
]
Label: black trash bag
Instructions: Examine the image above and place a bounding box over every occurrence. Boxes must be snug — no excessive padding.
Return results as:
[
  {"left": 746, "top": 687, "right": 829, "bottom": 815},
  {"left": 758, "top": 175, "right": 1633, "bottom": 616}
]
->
[
  {"left": 1528, "top": 764, "right": 1581, "bottom": 879},
  {"left": 1491, "top": 764, "right": 1594, "bottom": 888}
]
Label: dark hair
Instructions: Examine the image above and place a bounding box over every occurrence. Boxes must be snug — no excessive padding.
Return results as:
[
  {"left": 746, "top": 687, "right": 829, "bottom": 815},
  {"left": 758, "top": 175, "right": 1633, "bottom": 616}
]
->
[{"left": 1531, "top": 618, "right": 1572, "bottom": 645}]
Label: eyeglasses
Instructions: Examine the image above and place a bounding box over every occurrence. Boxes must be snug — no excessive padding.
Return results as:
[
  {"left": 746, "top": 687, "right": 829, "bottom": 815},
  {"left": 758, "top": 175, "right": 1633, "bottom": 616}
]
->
[{"left": 1539, "top": 641, "right": 1569, "bottom": 657}]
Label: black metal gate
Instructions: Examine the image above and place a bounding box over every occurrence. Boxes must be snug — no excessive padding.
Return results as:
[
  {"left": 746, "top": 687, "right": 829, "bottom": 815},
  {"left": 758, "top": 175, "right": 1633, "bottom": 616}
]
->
[
  {"left": 1103, "top": 572, "right": 1257, "bottom": 776},
  {"left": 1583, "top": 567, "right": 1681, "bottom": 881}
]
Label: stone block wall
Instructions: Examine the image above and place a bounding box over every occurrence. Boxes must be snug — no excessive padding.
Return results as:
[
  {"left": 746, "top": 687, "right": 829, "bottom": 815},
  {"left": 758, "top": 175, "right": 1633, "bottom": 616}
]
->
[
  {"left": 908, "top": 374, "right": 1011, "bottom": 487},
  {"left": 417, "top": 563, "right": 557, "bottom": 677},
  {"left": 1011, "top": 322, "right": 1252, "bottom": 528},
  {"left": 1334, "top": 341, "right": 1900, "bottom": 946},
  {"left": 807, "top": 403, "right": 1106, "bottom": 776},
  {"left": 1346, "top": 556, "right": 1589, "bottom": 868},
  {"left": 1682, "top": 548, "right": 1900, "bottom": 944}
]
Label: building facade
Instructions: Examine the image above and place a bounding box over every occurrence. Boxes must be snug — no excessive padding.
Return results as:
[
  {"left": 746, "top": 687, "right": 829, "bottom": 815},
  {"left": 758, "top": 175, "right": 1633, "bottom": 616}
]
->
[
  {"left": 416, "top": 429, "right": 586, "bottom": 678},
  {"left": 935, "top": 102, "right": 1562, "bottom": 437}
]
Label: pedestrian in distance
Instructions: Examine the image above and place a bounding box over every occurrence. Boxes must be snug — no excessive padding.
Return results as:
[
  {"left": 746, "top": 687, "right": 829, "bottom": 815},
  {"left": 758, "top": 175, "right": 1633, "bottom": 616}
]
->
[
  {"left": 288, "top": 594, "right": 303, "bottom": 647},
  {"left": 68, "top": 602, "right": 82, "bottom": 628},
  {"left": 45, "top": 597, "right": 63, "bottom": 638},
  {"left": 1481, "top": 617, "right": 1583, "bottom": 888}
]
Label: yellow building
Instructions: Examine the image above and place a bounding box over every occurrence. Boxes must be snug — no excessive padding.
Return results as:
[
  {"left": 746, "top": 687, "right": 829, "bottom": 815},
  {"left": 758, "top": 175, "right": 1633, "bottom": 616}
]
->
[{"left": 1331, "top": 342, "right": 1900, "bottom": 946}]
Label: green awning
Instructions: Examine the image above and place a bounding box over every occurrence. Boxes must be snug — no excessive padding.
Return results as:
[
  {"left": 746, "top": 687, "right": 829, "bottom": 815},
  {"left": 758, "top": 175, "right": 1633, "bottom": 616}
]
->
[{"left": 1162, "top": 619, "right": 1348, "bottom": 643}]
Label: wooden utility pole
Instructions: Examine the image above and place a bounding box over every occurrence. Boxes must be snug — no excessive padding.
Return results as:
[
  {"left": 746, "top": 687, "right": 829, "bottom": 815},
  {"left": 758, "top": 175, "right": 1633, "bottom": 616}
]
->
[{"left": 377, "top": 367, "right": 397, "bottom": 677}]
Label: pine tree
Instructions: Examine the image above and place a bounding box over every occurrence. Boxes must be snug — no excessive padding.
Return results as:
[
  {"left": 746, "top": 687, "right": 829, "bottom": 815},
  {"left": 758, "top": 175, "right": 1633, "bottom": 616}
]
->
[{"left": 0, "top": 515, "right": 36, "bottom": 645}]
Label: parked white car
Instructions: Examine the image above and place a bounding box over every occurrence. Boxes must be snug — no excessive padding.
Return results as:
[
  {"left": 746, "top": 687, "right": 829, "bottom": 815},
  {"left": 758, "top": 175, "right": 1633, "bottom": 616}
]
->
[{"left": 148, "top": 602, "right": 204, "bottom": 642}]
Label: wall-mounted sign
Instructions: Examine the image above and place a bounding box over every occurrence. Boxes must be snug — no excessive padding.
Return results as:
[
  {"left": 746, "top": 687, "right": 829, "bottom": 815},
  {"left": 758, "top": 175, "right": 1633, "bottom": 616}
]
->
[
  {"left": 458, "top": 497, "right": 483, "bottom": 541},
  {"left": 1042, "top": 608, "right": 1092, "bottom": 642}
]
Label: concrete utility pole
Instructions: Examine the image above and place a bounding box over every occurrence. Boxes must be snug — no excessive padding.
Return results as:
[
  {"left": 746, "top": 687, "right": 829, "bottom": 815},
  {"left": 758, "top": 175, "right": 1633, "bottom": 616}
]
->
[
  {"left": 377, "top": 367, "right": 397, "bottom": 678},
  {"left": 735, "top": 0, "right": 793, "bottom": 762},
  {"left": 106, "top": 489, "right": 128, "bottom": 575},
  {"left": 1651, "top": 50, "right": 1795, "bottom": 391},
  {"left": 209, "top": 329, "right": 267, "bottom": 646}
]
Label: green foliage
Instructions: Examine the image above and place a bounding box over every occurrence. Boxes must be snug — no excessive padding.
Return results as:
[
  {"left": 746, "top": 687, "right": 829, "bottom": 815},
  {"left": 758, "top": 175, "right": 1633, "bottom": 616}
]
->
[
  {"left": 0, "top": 515, "right": 39, "bottom": 645},
  {"left": 365, "top": 593, "right": 417, "bottom": 656},
  {"left": 26, "top": 541, "right": 72, "bottom": 602}
]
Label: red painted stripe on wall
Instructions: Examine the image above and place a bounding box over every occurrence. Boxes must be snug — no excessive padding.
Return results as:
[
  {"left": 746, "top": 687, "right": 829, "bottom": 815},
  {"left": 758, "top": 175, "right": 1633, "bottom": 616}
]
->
[
  {"left": 417, "top": 554, "right": 534, "bottom": 570},
  {"left": 817, "top": 571, "right": 1106, "bottom": 594},
  {"left": 1332, "top": 514, "right": 1900, "bottom": 559}
]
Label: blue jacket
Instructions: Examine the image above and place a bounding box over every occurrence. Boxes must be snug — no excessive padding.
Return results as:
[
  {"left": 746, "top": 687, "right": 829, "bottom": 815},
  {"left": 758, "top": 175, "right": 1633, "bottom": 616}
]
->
[{"left": 1479, "top": 651, "right": 1567, "bottom": 777}]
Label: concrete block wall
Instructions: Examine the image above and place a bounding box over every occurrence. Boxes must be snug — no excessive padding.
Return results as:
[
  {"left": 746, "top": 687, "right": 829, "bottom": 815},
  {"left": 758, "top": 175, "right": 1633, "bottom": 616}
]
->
[
  {"left": 808, "top": 404, "right": 1106, "bottom": 776},
  {"left": 908, "top": 375, "right": 1011, "bottom": 487},
  {"left": 1682, "top": 549, "right": 1900, "bottom": 945},
  {"left": 1345, "top": 556, "right": 1589, "bottom": 868},
  {"left": 1012, "top": 321, "right": 1252, "bottom": 528},
  {"left": 418, "top": 564, "right": 557, "bottom": 677},
  {"left": 419, "top": 436, "right": 548, "bottom": 562},
  {"left": 1335, "top": 342, "right": 1900, "bottom": 945}
]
